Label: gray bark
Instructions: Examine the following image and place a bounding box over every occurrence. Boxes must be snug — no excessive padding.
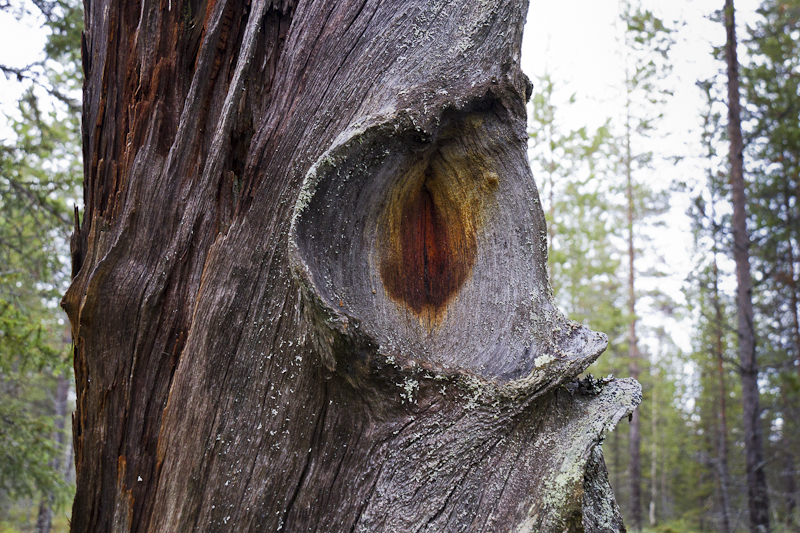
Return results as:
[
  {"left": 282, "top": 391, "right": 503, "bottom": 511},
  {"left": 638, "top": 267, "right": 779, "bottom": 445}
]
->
[{"left": 63, "top": 0, "right": 639, "bottom": 530}]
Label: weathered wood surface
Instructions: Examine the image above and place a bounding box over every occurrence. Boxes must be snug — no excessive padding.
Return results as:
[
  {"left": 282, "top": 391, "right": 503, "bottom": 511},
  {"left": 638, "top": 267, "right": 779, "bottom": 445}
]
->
[{"left": 63, "top": 0, "right": 639, "bottom": 530}]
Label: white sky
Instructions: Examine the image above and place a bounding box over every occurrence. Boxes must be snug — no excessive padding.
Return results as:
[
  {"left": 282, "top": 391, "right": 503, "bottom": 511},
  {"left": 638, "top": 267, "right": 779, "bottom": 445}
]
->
[
  {"left": 1, "top": 0, "right": 764, "bottom": 355},
  {"left": 522, "top": 0, "right": 762, "bottom": 355},
  {"left": 0, "top": 6, "right": 48, "bottom": 127}
]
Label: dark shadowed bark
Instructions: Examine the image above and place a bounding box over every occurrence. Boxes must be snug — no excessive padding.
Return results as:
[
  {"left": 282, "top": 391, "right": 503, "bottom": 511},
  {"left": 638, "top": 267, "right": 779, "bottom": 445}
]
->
[
  {"left": 63, "top": 0, "right": 639, "bottom": 531},
  {"left": 724, "top": 0, "right": 770, "bottom": 531}
]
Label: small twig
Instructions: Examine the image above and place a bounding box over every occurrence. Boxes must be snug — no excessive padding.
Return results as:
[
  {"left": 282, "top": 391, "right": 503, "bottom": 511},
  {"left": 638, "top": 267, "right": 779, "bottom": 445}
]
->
[{"left": 0, "top": 63, "right": 81, "bottom": 113}]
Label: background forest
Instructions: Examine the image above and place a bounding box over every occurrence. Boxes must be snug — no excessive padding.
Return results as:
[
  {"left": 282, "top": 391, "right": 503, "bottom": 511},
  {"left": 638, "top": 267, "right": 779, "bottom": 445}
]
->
[{"left": 0, "top": 0, "right": 797, "bottom": 532}]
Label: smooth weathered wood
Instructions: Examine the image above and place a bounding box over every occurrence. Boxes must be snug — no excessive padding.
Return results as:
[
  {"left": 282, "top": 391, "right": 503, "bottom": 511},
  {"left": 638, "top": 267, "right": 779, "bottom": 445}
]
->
[{"left": 64, "top": 0, "right": 638, "bottom": 530}]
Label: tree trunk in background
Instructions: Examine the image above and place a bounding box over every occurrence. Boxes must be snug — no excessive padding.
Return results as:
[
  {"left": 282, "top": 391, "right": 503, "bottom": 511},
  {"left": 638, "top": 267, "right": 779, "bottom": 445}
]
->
[
  {"left": 724, "top": 0, "right": 770, "bottom": 530},
  {"left": 782, "top": 192, "right": 798, "bottom": 526},
  {"left": 780, "top": 388, "right": 797, "bottom": 527},
  {"left": 62, "top": 0, "right": 639, "bottom": 531},
  {"left": 713, "top": 253, "right": 732, "bottom": 533},
  {"left": 648, "top": 382, "right": 657, "bottom": 528},
  {"left": 625, "top": 108, "right": 642, "bottom": 532},
  {"left": 788, "top": 195, "right": 800, "bottom": 386},
  {"left": 714, "top": 282, "right": 731, "bottom": 533},
  {"left": 36, "top": 371, "right": 70, "bottom": 533}
]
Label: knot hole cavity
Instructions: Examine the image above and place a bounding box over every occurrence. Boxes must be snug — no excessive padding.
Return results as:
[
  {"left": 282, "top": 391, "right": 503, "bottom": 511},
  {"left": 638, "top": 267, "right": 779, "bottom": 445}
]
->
[{"left": 379, "top": 125, "right": 499, "bottom": 323}]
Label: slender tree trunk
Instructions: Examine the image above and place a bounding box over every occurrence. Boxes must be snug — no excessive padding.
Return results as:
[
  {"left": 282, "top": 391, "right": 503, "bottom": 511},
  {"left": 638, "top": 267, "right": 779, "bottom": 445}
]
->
[
  {"left": 710, "top": 182, "right": 733, "bottom": 533},
  {"left": 705, "top": 99, "right": 733, "bottom": 533},
  {"left": 782, "top": 192, "right": 799, "bottom": 526},
  {"left": 782, "top": 451, "right": 797, "bottom": 525},
  {"left": 789, "top": 218, "right": 800, "bottom": 386},
  {"left": 36, "top": 500, "right": 52, "bottom": 533},
  {"left": 62, "top": 1, "right": 639, "bottom": 531},
  {"left": 649, "top": 380, "right": 657, "bottom": 527},
  {"left": 713, "top": 251, "right": 733, "bottom": 533},
  {"left": 661, "top": 439, "right": 668, "bottom": 518},
  {"left": 780, "top": 387, "right": 797, "bottom": 527},
  {"left": 724, "top": 0, "right": 771, "bottom": 530},
  {"left": 625, "top": 103, "right": 642, "bottom": 532}
]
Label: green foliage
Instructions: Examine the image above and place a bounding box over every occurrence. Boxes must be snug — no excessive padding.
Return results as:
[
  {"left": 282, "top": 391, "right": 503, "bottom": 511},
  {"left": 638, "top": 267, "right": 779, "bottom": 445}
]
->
[
  {"left": 528, "top": 33, "right": 690, "bottom": 529},
  {"left": 0, "top": 381, "right": 71, "bottom": 507},
  {"left": 528, "top": 73, "right": 627, "bottom": 342},
  {"left": 740, "top": 0, "right": 800, "bottom": 525},
  {"left": 675, "top": 1, "right": 800, "bottom": 528},
  {"left": 613, "top": 4, "right": 676, "bottom": 527},
  {"left": 741, "top": 0, "right": 800, "bottom": 373},
  {"left": 0, "top": 0, "right": 83, "bottom": 523}
]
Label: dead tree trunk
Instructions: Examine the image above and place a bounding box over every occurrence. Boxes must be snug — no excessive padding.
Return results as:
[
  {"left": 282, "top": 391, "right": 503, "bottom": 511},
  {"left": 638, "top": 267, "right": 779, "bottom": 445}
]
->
[{"left": 63, "top": 0, "right": 639, "bottom": 531}]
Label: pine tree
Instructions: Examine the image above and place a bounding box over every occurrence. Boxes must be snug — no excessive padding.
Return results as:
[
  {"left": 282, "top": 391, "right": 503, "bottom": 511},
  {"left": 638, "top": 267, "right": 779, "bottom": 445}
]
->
[
  {"left": 528, "top": 73, "right": 625, "bottom": 339},
  {"left": 617, "top": 1, "right": 675, "bottom": 527},
  {"left": 527, "top": 71, "right": 642, "bottom": 522},
  {"left": 685, "top": 78, "right": 736, "bottom": 532},
  {"left": 723, "top": 0, "right": 772, "bottom": 529}
]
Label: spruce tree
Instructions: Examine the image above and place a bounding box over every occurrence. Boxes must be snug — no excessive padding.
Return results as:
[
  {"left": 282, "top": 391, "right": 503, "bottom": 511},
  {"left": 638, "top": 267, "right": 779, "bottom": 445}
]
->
[{"left": 741, "top": 0, "right": 800, "bottom": 524}]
